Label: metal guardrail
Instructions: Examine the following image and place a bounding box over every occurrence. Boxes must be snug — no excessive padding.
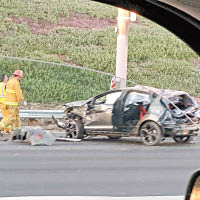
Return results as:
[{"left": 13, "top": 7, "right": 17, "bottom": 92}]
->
[{"left": 0, "top": 110, "right": 64, "bottom": 119}]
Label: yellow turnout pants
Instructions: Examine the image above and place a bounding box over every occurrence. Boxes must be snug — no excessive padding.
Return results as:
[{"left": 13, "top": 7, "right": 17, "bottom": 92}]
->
[
  {"left": 0, "top": 103, "right": 7, "bottom": 118},
  {"left": 0, "top": 103, "right": 11, "bottom": 133},
  {"left": 0, "top": 105, "right": 20, "bottom": 132}
]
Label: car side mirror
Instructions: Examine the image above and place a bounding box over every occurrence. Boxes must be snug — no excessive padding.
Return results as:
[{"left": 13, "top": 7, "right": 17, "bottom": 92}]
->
[{"left": 185, "top": 170, "right": 200, "bottom": 200}]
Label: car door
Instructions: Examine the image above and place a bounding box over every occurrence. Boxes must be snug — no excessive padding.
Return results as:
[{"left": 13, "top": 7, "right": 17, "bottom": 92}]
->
[
  {"left": 113, "top": 91, "right": 151, "bottom": 130},
  {"left": 84, "top": 91, "right": 122, "bottom": 130}
]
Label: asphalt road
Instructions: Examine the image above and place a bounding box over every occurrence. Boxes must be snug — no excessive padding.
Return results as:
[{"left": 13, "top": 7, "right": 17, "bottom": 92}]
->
[{"left": 0, "top": 136, "right": 200, "bottom": 197}]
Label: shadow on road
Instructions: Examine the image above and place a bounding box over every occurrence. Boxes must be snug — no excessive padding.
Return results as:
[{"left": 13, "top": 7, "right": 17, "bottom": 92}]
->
[{"left": 82, "top": 136, "right": 196, "bottom": 147}]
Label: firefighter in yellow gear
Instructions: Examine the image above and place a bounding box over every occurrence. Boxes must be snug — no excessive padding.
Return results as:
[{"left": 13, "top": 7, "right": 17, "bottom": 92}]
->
[
  {"left": 0, "top": 70, "right": 25, "bottom": 132},
  {"left": 0, "top": 74, "right": 11, "bottom": 133}
]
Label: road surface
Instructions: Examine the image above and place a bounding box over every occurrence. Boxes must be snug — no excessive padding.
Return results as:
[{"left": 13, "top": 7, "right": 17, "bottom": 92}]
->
[{"left": 0, "top": 136, "right": 200, "bottom": 197}]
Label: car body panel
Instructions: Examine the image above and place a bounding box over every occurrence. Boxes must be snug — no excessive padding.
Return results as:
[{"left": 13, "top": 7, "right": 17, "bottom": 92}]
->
[{"left": 85, "top": 104, "right": 113, "bottom": 128}]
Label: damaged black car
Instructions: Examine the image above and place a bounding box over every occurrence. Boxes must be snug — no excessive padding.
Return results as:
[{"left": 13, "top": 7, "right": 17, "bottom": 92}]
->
[{"left": 53, "top": 86, "right": 200, "bottom": 146}]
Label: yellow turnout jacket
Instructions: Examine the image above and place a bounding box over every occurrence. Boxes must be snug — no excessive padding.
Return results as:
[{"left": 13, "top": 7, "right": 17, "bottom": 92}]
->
[
  {"left": 5, "top": 77, "right": 24, "bottom": 106},
  {"left": 0, "top": 82, "right": 6, "bottom": 103}
]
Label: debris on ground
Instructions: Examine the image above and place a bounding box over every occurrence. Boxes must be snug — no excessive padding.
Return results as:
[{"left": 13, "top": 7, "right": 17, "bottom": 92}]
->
[
  {"left": 56, "top": 137, "right": 82, "bottom": 142},
  {"left": 12, "top": 126, "right": 56, "bottom": 146},
  {"left": 0, "top": 132, "right": 10, "bottom": 142}
]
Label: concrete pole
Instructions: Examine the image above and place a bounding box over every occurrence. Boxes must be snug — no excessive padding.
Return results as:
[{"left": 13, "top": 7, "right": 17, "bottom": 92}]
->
[{"left": 115, "top": 8, "right": 130, "bottom": 88}]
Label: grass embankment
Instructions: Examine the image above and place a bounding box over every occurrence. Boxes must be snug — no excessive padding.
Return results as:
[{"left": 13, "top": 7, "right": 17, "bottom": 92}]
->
[{"left": 0, "top": 0, "right": 199, "bottom": 104}]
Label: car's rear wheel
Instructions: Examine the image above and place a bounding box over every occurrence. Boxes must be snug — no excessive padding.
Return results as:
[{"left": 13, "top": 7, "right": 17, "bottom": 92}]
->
[
  {"left": 107, "top": 136, "right": 121, "bottom": 140},
  {"left": 173, "top": 135, "right": 192, "bottom": 143},
  {"left": 140, "top": 121, "right": 162, "bottom": 146},
  {"left": 67, "top": 120, "right": 84, "bottom": 139}
]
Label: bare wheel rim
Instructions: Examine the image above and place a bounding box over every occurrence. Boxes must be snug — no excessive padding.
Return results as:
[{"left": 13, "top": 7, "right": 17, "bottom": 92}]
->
[
  {"left": 68, "top": 123, "right": 78, "bottom": 138},
  {"left": 141, "top": 124, "right": 159, "bottom": 144}
]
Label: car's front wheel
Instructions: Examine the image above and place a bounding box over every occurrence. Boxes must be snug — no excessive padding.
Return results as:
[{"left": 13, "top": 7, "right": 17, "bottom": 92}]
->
[
  {"left": 139, "top": 121, "right": 162, "bottom": 146},
  {"left": 67, "top": 120, "right": 84, "bottom": 139}
]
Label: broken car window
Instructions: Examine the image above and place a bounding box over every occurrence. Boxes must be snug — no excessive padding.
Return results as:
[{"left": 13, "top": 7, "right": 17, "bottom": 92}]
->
[
  {"left": 124, "top": 92, "right": 150, "bottom": 111},
  {"left": 105, "top": 91, "right": 122, "bottom": 105}
]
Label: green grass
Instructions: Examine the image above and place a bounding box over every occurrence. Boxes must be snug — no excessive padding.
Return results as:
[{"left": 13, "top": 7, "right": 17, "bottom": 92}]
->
[
  {"left": 0, "top": 57, "right": 112, "bottom": 103},
  {"left": 0, "top": 0, "right": 117, "bottom": 22},
  {"left": 0, "top": 0, "right": 199, "bottom": 104}
]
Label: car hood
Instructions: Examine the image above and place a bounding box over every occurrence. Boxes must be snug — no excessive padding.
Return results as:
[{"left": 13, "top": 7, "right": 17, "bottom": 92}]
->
[{"left": 64, "top": 100, "right": 87, "bottom": 108}]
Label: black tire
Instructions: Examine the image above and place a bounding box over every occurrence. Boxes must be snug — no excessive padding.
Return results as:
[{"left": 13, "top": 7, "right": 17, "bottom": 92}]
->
[
  {"left": 67, "top": 120, "right": 84, "bottom": 139},
  {"left": 173, "top": 136, "right": 192, "bottom": 144},
  {"left": 107, "top": 136, "right": 121, "bottom": 140},
  {"left": 139, "top": 121, "right": 162, "bottom": 146}
]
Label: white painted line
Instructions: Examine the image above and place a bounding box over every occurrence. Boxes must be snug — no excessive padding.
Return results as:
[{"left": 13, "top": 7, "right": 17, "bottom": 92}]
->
[{"left": 0, "top": 195, "right": 184, "bottom": 200}]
